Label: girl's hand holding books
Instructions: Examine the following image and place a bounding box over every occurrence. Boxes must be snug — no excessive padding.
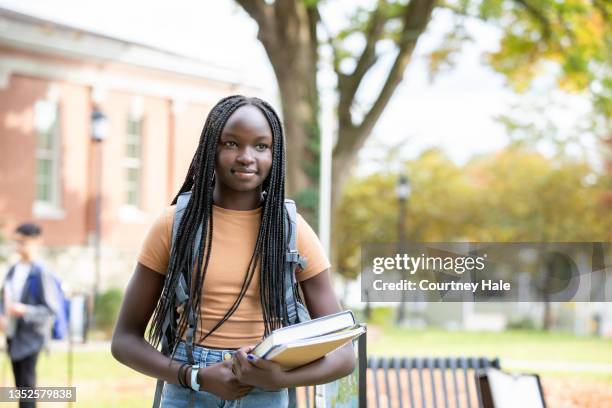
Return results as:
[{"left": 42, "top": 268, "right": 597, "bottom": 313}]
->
[
  {"left": 232, "top": 345, "right": 286, "bottom": 391},
  {"left": 199, "top": 359, "right": 253, "bottom": 400}
]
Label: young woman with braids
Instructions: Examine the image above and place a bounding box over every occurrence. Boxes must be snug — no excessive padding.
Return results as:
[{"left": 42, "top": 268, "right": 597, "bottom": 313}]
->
[{"left": 111, "top": 95, "right": 355, "bottom": 407}]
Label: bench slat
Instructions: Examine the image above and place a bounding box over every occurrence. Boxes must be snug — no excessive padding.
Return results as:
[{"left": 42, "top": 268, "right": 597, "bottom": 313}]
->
[
  {"left": 428, "top": 357, "right": 438, "bottom": 408},
  {"left": 372, "top": 356, "right": 381, "bottom": 408},
  {"left": 460, "top": 357, "right": 473, "bottom": 408},
  {"left": 437, "top": 357, "right": 449, "bottom": 408},
  {"left": 403, "top": 357, "right": 416, "bottom": 408},
  {"left": 383, "top": 358, "right": 393, "bottom": 408},
  {"left": 416, "top": 358, "right": 426, "bottom": 408},
  {"left": 450, "top": 358, "right": 461, "bottom": 408},
  {"left": 392, "top": 357, "right": 404, "bottom": 408}
]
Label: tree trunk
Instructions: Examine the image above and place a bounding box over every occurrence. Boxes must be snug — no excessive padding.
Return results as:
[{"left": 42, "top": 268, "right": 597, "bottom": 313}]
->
[
  {"left": 331, "top": 0, "right": 437, "bottom": 214},
  {"left": 237, "top": 0, "right": 437, "bottom": 225},
  {"left": 236, "top": 0, "right": 320, "bottom": 222},
  {"left": 275, "top": 68, "right": 318, "bottom": 203}
]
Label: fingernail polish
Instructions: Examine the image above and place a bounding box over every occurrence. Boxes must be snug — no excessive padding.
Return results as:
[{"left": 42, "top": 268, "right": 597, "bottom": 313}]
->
[{"left": 247, "top": 354, "right": 255, "bottom": 361}]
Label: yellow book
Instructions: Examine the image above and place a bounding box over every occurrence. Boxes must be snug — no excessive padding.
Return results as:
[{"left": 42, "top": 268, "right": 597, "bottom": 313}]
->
[{"left": 259, "top": 325, "right": 366, "bottom": 370}]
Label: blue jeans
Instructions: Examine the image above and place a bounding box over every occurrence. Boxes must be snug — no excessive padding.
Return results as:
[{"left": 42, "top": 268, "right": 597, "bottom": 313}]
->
[{"left": 161, "top": 342, "right": 289, "bottom": 408}]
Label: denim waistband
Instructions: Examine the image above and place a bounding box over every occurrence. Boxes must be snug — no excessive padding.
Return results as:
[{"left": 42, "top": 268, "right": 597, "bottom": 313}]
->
[{"left": 172, "top": 341, "right": 237, "bottom": 368}]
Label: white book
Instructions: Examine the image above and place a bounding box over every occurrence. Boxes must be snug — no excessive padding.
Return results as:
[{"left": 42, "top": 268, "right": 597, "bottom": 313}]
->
[
  {"left": 261, "top": 325, "right": 366, "bottom": 369},
  {"left": 252, "top": 310, "right": 357, "bottom": 358}
]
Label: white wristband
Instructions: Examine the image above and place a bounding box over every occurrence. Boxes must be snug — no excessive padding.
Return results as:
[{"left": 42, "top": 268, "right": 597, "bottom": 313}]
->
[{"left": 190, "top": 363, "right": 200, "bottom": 392}]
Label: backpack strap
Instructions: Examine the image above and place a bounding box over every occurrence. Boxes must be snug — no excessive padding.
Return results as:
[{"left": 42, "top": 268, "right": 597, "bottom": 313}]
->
[
  {"left": 154, "top": 195, "right": 309, "bottom": 408},
  {"left": 22, "top": 264, "right": 44, "bottom": 304},
  {"left": 283, "top": 200, "right": 297, "bottom": 325},
  {"left": 0, "top": 265, "right": 16, "bottom": 315},
  {"left": 283, "top": 199, "right": 308, "bottom": 326},
  {"left": 153, "top": 192, "right": 196, "bottom": 408},
  {"left": 284, "top": 199, "right": 310, "bottom": 408}
]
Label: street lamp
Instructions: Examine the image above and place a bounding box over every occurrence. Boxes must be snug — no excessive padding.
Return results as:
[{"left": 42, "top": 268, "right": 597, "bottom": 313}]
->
[
  {"left": 396, "top": 175, "right": 411, "bottom": 250},
  {"left": 396, "top": 175, "right": 411, "bottom": 325},
  {"left": 91, "top": 106, "right": 108, "bottom": 332},
  {"left": 396, "top": 175, "right": 411, "bottom": 202}
]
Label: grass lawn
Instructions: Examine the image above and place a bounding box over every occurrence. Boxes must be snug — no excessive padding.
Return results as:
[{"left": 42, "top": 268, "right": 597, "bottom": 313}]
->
[
  {"left": 0, "top": 346, "right": 157, "bottom": 408},
  {"left": 368, "top": 325, "right": 612, "bottom": 363},
  {"left": 0, "top": 328, "right": 609, "bottom": 407}
]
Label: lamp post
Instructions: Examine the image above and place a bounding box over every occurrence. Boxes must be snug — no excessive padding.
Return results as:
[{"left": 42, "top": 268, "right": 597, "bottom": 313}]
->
[
  {"left": 395, "top": 175, "right": 410, "bottom": 325},
  {"left": 91, "top": 107, "right": 108, "bottom": 328}
]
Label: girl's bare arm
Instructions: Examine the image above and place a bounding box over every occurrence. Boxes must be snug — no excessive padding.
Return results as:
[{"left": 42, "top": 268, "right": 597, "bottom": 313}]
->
[
  {"left": 111, "top": 263, "right": 251, "bottom": 399},
  {"left": 233, "top": 269, "right": 356, "bottom": 390}
]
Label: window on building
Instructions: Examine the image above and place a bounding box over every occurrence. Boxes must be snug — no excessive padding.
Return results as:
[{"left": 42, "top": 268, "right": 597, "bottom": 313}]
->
[
  {"left": 124, "top": 116, "right": 142, "bottom": 207},
  {"left": 35, "top": 100, "right": 61, "bottom": 207}
]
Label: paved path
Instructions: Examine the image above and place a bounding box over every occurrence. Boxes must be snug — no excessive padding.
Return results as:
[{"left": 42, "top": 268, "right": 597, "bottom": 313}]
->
[{"left": 505, "top": 359, "right": 612, "bottom": 374}]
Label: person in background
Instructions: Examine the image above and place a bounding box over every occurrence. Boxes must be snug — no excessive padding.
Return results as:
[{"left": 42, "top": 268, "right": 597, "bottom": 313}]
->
[{"left": 0, "top": 222, "right": 59, "bottom": 408}]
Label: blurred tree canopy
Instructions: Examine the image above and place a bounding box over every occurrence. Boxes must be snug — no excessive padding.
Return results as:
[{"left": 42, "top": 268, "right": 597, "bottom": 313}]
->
[
  {"left": 235, "top": 0, "right": 611, "bottom": 219},
  {"left": 335, "top": 147, "right": 612, "bottom": 279}
]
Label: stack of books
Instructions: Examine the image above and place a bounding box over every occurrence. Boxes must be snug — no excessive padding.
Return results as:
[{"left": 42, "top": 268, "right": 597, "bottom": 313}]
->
[{"left": 251, "top": 310, "right": 365, "bottom": 370}]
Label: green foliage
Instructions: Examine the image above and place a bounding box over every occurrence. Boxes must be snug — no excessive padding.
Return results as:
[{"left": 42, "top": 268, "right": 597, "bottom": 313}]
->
[
  {"left": 296, "top": 187, "right": 320, "bottom": 229},
  {"left": 426, "top": 24, "right": 473, "bottom": 81},
  {"left": 335, "top": 146, "right": 612, "bottom": 279},
  {"left": 366, "top": 306, "right": 395, "bottom": 327},
  {"left": 507, "top": 316, "right": 538, "bottom": 330},
  {"left": 335, "top": 172, "right": 398, "bottom": 279},
  {"left": 94, "top": 288, "right": 123, "bottom": 333},
  {"left": 479, "top": 0, "right": 611, "bottom": 116},
  {"left": 432, "top": 0, "right": 611, "bottom": 125},
  {"left": 304, "top": 118, "right": 321, "bottom": 183}
]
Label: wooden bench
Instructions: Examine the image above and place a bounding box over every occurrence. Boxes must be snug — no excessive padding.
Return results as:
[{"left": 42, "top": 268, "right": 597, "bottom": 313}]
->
[
  {"left": 367, "top": 356, "right": 501, "bottom": 408},
  {"left": 297, "top": 325, "right": 501, "bottom": 408}
]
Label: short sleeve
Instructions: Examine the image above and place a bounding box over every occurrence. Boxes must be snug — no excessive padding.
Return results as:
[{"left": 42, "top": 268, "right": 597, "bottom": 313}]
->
[
  {"left": 295, "top": 213, "right": 331, "bottom": 282},
  {"left": 137, "top": 206, "right": 175, "bottom": 275}
]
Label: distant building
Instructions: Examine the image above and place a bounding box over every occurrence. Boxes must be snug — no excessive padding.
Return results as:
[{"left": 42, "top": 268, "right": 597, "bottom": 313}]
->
[{"left": 0, "top": 8, "right": 266, "bottom": 292}]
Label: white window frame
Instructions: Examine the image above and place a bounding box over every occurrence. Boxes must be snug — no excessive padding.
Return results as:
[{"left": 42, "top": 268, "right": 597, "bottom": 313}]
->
[
  {"left": 33, "top": 100, "right": 64, "bottom": 219},
  {"left": 121, "top": 114, "right": 144, "bottom": 216}
]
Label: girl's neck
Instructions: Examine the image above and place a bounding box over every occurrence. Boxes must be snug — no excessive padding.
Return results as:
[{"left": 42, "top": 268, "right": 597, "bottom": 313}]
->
[{"left": 212, "top": 185, "right": 263, "bottom": 211}]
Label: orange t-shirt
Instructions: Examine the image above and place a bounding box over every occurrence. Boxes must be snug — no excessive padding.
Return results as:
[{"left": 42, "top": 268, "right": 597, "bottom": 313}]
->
[{"left": 137, "top": 204, "right": 331, "bottom": 349}]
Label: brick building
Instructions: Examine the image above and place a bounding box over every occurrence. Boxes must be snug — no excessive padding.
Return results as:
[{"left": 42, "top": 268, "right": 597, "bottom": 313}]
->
[{"left": 0, "top": 8, "right": 266, "bottom": 293}]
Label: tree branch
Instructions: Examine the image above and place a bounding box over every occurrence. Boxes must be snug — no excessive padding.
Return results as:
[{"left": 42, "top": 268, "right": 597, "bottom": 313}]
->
[
  {"left": 512, "top": 0, "right": 552, "bottom": 40},
  {"left": 357, "top": 0, "right": 437, "bottom": 137},
  {"left": 348, "top": 4, "right": 387, "bottom": 96},
  {"left": 318, "top": 11, "right": 344, "bottom": 78},
  {"left": 593, "top": 0, "right": 609, "bottom": 22},
  {"left": 307, "top": 5, "right": 320, "bottom": 76},
  {"left": 338, "top": 2, "right": 388, "bottom": 128},
  {"left": 436, "top": 2, "right": 472, "bottom": 19},
  {"left": 235, "top": 0, "right": 272, "bottom": 27},
  {"left": 235, "top": 0, "right": 275, "bottom": 46}
]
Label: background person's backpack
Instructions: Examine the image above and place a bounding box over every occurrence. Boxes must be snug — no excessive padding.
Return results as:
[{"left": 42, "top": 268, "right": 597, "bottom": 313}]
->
[{"left": 30, "top": 268, "right": 70, "bottom": 340}]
